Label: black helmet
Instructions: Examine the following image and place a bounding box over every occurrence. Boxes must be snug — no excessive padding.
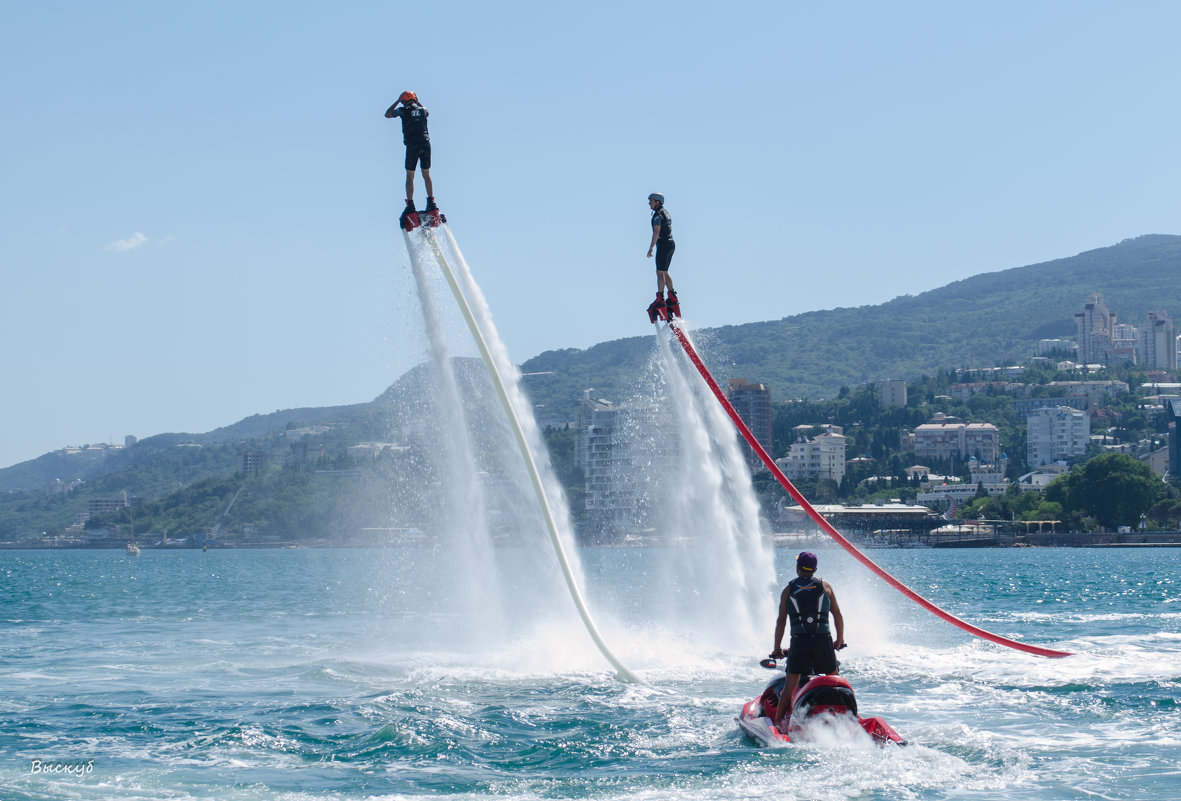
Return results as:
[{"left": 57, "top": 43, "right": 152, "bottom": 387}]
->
[{"left": 648, "top": 192, "right": 664, "bottom": 204}]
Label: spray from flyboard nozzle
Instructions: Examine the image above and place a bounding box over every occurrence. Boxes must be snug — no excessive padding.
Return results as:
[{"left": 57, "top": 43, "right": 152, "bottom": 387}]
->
[
  {"left": 402, "top": 234, "right": 504, "bottom": 642},
  {"left": 648, "top": 322, "right": 774, "bottom": 646},
  {"left": 415, "top": 224, "right": 639, "bottom": 683}
]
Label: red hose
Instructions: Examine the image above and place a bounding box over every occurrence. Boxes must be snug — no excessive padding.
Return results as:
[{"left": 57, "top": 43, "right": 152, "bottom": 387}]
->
[{"left": 669, "top": 322, "right": 1072, "bottom": 658}]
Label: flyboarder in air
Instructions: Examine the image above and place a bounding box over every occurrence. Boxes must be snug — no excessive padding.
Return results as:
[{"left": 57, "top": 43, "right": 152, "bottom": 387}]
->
[
  {"left": 646, "top": 192, "right": 679, "bottom": 322},
  {"left": 385, "top": 91, "right": 440, "bottom": 229}
]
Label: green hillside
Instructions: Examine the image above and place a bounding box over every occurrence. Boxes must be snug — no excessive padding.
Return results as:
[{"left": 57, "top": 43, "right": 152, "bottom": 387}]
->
[
  {"left": 4, "top": 234, "right": 1180, "bottom": 543},
  {"left": 520, "top": 234, "right": 1181, "bottom": 414}
]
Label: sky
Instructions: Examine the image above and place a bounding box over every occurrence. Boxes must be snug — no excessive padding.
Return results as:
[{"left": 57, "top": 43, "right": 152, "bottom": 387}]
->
[{"left": 3, "top": 1, "right": 1181, "bottom": 470}]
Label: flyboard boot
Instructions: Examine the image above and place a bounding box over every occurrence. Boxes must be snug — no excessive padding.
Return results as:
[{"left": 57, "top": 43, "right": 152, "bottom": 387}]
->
[
  {"left": 665, "top": 289, "right": 681, "bottom": 319},
  {"left": 420, "top": 196, "right": 445, "bottom": 228},
  {"left": 647, "top": 292, "right": 667, "bottom": 323},
  {"left": 399, "top": 199, "right": 420, "bottom": 232}
]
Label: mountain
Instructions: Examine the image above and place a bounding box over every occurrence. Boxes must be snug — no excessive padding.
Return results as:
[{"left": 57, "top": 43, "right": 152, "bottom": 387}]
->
[
  {"left": 3, "top": 235, "right": 1179, "bottom": 518},
  {"left": 0, "top": 404, "right": 368, "bottom": 494},
  {"left": 519, "top": 234, "right": 1181, "bottom": 415},
  {"left": 0, "top": 358, "right": 538, "bottom": 542}
]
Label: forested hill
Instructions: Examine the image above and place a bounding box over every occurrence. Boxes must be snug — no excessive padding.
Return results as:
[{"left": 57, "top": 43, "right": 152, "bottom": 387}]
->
[{"left": 520, "top": 234, "right": 1181, "bottom": 412}]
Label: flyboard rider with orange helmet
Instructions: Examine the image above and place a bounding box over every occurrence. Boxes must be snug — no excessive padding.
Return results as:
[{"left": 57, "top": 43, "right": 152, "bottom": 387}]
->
[
  {"left": 646, "top": 193, "right": 681, "bottom": 322},
  {"left": 385, "top": 91, "right": 439, "bottom": 229}
]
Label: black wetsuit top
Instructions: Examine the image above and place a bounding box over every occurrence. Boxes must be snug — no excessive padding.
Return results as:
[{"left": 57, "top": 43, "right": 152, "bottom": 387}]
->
[
  {"left": 786, "top": 576, "right": 831, "bottom": 637},
  {"left": 651, "top": 206, "right": 673, "bottom": 242},
  {"left": 389, "top": 103, "right": 430, "bottom": 146}
]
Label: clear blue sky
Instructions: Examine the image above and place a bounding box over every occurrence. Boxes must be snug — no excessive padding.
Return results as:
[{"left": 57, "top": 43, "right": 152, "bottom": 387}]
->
[{"left": 3, "top": 1, "right": 1180, "bottom": 469}]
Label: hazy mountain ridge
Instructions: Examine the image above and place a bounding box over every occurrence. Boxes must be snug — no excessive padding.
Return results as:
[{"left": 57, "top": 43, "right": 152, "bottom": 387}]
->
[
  {"left": 4, "top": 234, "right": 1180, "bottom": 493},
  {"left": 520, "top": 234, "right": 1181, "bottom": 412}
]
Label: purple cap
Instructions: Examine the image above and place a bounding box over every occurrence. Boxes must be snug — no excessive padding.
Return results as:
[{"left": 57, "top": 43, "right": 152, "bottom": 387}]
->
[{"left": 797, "top": 551, "right": 818, "bottom": 571}]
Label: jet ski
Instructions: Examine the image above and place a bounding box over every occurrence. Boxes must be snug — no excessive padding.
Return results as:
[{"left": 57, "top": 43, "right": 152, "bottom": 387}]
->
[{"left": 736, "top": 661, "right": 905, "bottom": 746}]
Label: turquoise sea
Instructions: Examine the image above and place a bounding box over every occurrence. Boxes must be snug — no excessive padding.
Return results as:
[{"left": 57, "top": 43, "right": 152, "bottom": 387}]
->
[{"left": 2, "top": 545, "right": 1179, "bottom": 800}]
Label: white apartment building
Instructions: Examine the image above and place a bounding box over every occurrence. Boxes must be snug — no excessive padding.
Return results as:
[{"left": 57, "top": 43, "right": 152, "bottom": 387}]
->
[
  {"left": 907, "top": 418, "right": 1000, "bottom": 463},
  {"left": 1027, "top": 405, "right": 1090, "bottom": 467},
  {"left": 1139, "top": 311, "right": 1177, "bottom": 370},
  {"left": 777, "top": 432, "right": 847, "bottom": 483},
  {"left": 1037, "top": 339, "right": 1075, "bottom": 356},
  {"left": 1045, "top": 379, "right": 1129, "bottom": 409},
  {"left": 877, "top": 379, "right": 907, "bottom": 408},
  {"left": 1112, "top": 323, "right": 1138, "bottom": 363},
  {"left": 1074, "top": 293, "right": 1116, "bottom": 364}
]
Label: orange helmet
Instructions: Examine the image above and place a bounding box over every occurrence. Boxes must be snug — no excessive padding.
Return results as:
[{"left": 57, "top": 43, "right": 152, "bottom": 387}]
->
[{"left": 398, "top": 90, "right": 418, "bottom": 104}]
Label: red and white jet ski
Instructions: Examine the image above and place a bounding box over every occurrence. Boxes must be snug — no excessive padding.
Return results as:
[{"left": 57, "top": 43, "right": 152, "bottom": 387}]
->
[{"left": 736, "top": 664, "right": 905, "bottom": 747}]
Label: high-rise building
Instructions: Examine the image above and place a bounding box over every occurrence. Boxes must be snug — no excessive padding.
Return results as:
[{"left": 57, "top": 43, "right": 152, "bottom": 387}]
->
[
  {"left": 1074, "top": 293, "right": 1117, "bottom": 364},
  {"left": 1139, "top": 311, "right": 1178, "bottom": 370},
  {"left": 727, "top": 378, "right": 772, "bottom": 471},
  {"left": 1112, "top": 323, "right": 1139, "bottom": 363},
  {"left": 575, "top": 392, "right": 677, "bottom": 539}
]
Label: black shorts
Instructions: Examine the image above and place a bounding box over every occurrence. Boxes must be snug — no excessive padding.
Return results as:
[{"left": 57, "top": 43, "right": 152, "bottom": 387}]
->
[
  {"left": 405, "top": 143, "right": 431, "bottom": 171},
  {"left": 655, "top": 239, "right": 675, "bottom": 272},
  {"left": 786, "top": 634, "right": 838, "bottom": 676}
]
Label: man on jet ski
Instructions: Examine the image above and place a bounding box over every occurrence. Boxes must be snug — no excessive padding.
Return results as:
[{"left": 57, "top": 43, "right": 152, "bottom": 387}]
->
[{"left": 770, "top": 551, "right": 845, "bottom": 733}]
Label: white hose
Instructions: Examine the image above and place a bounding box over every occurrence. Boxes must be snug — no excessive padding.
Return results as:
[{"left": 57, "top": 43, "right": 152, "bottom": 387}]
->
[{"left": 415, "top": 225, "right": 639, "bottom": 682}]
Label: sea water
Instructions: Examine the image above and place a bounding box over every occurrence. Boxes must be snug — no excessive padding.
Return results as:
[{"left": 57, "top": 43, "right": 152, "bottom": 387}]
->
[{"left": 2, "top": 545, "right": 1178, "bottom": 800}]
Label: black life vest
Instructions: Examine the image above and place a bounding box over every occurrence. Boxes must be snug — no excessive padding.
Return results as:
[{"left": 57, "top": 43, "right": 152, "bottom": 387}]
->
[
  {"left": 397, "top": 103, "right": 430, "bottom": 145},
  {"left": 787, "top": 575, "right": 831, "bottom": 637},
  {"left": 651, "top": 206, "right": 673, "bottom": 242}
]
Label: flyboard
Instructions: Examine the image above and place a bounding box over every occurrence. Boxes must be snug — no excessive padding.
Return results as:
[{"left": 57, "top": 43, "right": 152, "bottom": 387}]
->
[
  {"left": 400, "top": 208, "right": 639, "bottom": 682},
  {"left": 659, "top": 317, "right": 1071, "bottom": 659}
]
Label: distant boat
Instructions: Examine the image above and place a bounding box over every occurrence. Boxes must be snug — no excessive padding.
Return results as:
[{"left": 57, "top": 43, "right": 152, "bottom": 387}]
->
[{"left": 125, "top": 541, "right": 140, "bottom": 555}]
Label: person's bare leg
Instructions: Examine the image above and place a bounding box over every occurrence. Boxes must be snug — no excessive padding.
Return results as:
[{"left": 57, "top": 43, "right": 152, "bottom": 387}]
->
[
  {"left": 423, "top": 168, "right": 433, "bottom": 199},
  {"left": 773, "top": 673, "right": 800, "bottom": 732},
  {"left": 405, "top": 170, "right": 416, "bottom": 203}
]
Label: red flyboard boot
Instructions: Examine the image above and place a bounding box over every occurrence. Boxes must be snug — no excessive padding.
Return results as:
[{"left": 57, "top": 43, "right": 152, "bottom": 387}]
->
[
  {"left": 421, "top": 196, "right": 445, "bottom": 227},
  {"left": 665, "top": 289, "right": 681, "bottom": 319},
  {"left": 647, "top": 293, "right": 667, "bottom": 324},
  {"left": 399, "top": 200, "right": 420, "bottom": 232}
]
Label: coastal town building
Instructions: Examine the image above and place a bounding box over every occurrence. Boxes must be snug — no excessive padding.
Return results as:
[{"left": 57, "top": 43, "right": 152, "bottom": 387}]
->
[
  {"left": 575, "top": 393, "right": 677, "bottom": 538},
  {"left": 727, "top": 378, "right": 772, "bottom": 472},
  {"left": 776, "top": 431, "right": 847, "bottom": 483},
  {"left": 87, "top": 493, "right": 140, "bottom": 516},
  {"left": 240, "top": 450, "right": 265, "bottom": 476},
  {"left": 1112, "top": 323, "right": 1138, "bottom": 363},
  {"left": 1037, "top": 339, "right": 1075, "bottom": 356},
  {"left": 1046, "top": 380, "right": 1129, "bottom": 409},
  {"left": 792, "top": 423, "right": 843, "bottom": 440},
  {"left": 777, "top": 501, "right": 942, "bottom": 538},
  {"left": 1139, "top": 311, "right": 1178, "bottom": 370},
  {"left": 950, "top": 381, "right": 1028, "bottom": 401},
  {"left": 877, "top": 379, "right": 907, "bottom": 408},
  {"left": 1026, "top": 405, "right": 1090, "bottom": 466},
  {"left": 902, "top": 414, "right": 1000, "bottom": 464},
  {"left": 1074, "top": 293, "right": 1117, "bottom": 365},
  {"left": 346, "top": 442, "right": 407, "bottom": 460},
  {"left": 1009, "top": 380, "right": 1127, "bottom": 420}
]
